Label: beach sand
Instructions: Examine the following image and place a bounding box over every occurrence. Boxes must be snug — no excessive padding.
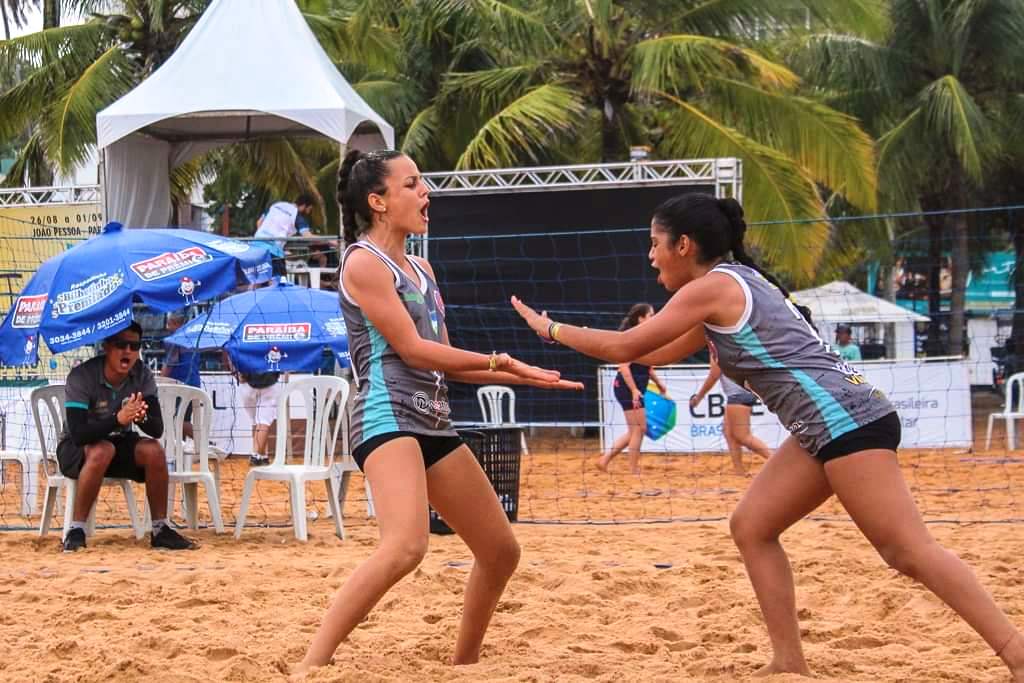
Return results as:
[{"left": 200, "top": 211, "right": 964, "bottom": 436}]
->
[{"left": 2, "top": 439, "right": 1024, "bottom": 682}]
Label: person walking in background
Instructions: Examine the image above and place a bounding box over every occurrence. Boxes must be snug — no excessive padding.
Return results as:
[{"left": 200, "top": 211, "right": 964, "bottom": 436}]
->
[
  {"left": 690, "top": 353, "right": 772, "bottom": 476},
  {"left": 598, "top": 303, "right": 669, "bottom": 474}
]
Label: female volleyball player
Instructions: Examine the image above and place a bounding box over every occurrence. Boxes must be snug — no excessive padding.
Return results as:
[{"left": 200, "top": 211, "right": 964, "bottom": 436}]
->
[
  {"left": 291, "top": 150, "right": 581, "bottom": 677},
  {"left": 599, "top": 303, "right": 669, "bottom": 474},
  {"left": 512, "top": 193, "right": 1024, "bottom": 678},
  {"left": 690, "top": 354, "right": 772, "bottom": 476}
]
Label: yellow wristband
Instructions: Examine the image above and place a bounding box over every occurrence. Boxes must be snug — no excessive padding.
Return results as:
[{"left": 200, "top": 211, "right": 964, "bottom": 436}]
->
[
  {"left": 549, "top": 322, "right": 563, "bottom": 342},
  {"left": 488, "top": 351, "right": 497, "bottom": 372}
]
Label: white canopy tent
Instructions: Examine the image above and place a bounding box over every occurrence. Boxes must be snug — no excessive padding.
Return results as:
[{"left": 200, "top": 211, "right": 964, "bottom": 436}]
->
[
  {"left": 96, "top": 0, "right": 394, "bottom": 228},
  {"left": 793, "top": 281, "right": 929, "bottom": 359}
]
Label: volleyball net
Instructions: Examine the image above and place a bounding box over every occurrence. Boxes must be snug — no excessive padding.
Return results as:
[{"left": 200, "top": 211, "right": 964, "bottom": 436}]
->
[{"left": 1, "top": 204, "right": 1024, "bottom": 531}]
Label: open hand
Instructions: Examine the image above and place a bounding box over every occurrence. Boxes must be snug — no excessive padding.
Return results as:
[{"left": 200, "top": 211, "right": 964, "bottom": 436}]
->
[{"left": 510, "top": 296, "right": 553, "bottom": 340}]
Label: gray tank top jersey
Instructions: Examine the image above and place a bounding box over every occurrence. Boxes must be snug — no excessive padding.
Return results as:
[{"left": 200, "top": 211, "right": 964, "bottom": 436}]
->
[
  {"left": 340, "top": 241, "right": 456, "bottom": 449},
  {"left": 703, "top": 264, "right": 893, "bottom": 454},
  {"left": 719, "top": 374, "right": 756, "bottom": 404}
]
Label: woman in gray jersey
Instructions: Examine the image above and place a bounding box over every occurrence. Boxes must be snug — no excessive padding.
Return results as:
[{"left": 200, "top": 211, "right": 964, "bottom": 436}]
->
[
  {"left": 691, "top": 354, "right": 773, "bottom": 476},
  {"left": 294, "top": 150, "right": 582, "bottom": 677},
  {"left": 513, "top": 193, "right": 1024, "bottom": 678}
]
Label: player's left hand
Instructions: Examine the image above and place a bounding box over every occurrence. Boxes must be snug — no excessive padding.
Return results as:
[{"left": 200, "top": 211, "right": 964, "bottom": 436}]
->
[{"left": 510, "top": 296, "right": 553, "bottom": 340}]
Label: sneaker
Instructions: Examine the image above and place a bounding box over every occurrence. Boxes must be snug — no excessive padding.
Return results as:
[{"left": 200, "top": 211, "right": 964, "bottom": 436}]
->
[
  {"left": 249, "top": 454, "right": 271, "bottom": 467},
  {"left": 151, "top": 525, "right": 197, "bottom": 551},
  {"left": 62, "top": 527, "right": 86, "bottom": 552}
]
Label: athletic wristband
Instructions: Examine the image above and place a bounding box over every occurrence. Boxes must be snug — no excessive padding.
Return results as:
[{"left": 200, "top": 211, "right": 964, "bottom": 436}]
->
[
  {"left": 548, "top": 322, "right": 563, "bottom": 342},
  {"left": 488, "top": 351, "right": 498, "bottom": 372}
]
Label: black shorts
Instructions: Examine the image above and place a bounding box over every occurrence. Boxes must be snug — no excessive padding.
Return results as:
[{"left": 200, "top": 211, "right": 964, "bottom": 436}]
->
[
  {"left": 613, "top": 384, "right": 643, "bottom": 411},
  {"left": 56, "top": 433, "right": 148, "bottom": 482},
  {"left": 726, "top": 393, "right": 758, "bottom": 408},
  {"left": 271, "top": 256, "right": 287, "bottom": 276},
  {"left": 816, "top": 412, "right": 901, "bottom": 463},
  {"left": 353, "top": 431, "right": 464, "bottom": 472}
]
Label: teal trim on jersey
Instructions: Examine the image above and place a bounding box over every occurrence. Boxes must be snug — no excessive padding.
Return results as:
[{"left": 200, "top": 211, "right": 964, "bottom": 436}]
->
[
  {"left": 65, "top": 401, "right": 88, "bottom": 410},
  {"left": 362, "top": 321, "right": 398, "bottom": 439},
  {"left": 735, "top": 324, "right": 857, "bottom": 440}
]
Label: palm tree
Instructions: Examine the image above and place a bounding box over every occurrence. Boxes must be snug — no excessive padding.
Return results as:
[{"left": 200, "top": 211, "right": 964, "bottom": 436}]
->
[
  {"left": 788, "top": 0, "right": 1024, "bottom": 355},
  {"left": 338, "top": 0, "right": 883, "bottom": 285}
]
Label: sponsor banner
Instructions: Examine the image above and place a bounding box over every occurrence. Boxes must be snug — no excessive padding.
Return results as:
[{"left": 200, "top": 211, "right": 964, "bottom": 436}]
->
[
  {"left": 242, "top": 322, "right": 311, "bottom": 343},
  {"left": 599, "top": 358, "right": 973, "bottom": 453},
  {"left": 11, "top": 294, "right": 46, "bottom": 328},
  {"left": 130, "top": 246, "right": 211, "bottom": 281},
  {"left": 0, "top": 202, "right": 102, "bottom": 381},
  {"left": 184, "top": 320, "right": 234, "bottom": 337},
  {"left": 50, "top": 271, "right": 125, "bottom": 318}
]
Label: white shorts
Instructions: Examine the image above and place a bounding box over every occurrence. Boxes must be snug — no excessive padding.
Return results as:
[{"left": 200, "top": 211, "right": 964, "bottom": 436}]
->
[{"left": 239, "top": 382, "right": 280, "bottom": 427}]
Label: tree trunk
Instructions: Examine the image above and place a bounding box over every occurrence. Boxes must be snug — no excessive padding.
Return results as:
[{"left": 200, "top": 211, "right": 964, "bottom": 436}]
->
[
  {"left": 2, "top": 3, "right": 11, "bottom": 41},
  {"left": 948, "top": 184, "right": 970, "bottom": 358},
  {"left": 43, "top": 0, "right": 59, "bottom": 29},
  {"left": 220, "top": 204, "right": 230, "bottom": 236},
  {"left": 924, "top": 213, "right": 946, "bottom": 355}
]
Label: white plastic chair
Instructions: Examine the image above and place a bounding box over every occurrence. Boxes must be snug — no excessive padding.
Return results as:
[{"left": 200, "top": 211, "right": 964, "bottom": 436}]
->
[
  {"left": 153, "top": 384, "right": 225, "bottom": 533},
  {"left": 235, "top": 376, "right": 349, "bottom": 541},
  {"left": 31, "top": 385, "right": 144, "bottom": 540},
  {"left": 987, "top": 372, "right": 1024, "bottom": 450},
  {"left": 477, "top": 385, "right": 529, "bottom": 455}
]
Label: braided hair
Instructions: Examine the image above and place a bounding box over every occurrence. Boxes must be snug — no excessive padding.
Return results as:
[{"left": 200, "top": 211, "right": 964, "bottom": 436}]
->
[{"left": 651, "top": 193, "right": 813, "bottom": 324}]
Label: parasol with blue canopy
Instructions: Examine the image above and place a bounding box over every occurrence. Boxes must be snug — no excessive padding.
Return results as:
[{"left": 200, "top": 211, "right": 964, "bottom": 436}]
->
[
  {"left": 0, "top": 222, "right": 272, "bottom": 365},
  {"left": 164, "top": 280, "right": 349, "bottom": 374}
]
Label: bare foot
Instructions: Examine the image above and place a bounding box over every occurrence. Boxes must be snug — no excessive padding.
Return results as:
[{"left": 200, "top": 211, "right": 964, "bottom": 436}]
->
[
  {"left": 996, "top": 632, "right": 1024, "bottom": 681},
  {"left": 752, "top": 660, "right": 811, "bottom": 677},
  {"left": 288, "top": 662, "right": 316, "bottom": 682},
  {"left": 630, "top": 468, "right": 641, "bottom": 476},
  {"left": 595, "top": 456, "right": 609, "bottom": 472},
  {"left": 732, "top": 467, "right": 747, "bottom": 476}
]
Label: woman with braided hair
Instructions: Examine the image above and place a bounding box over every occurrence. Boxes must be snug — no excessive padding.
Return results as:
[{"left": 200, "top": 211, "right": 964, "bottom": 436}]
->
[
  {"left": 292, "top": 150, "right": 582, "bottom": 676},
  {"left": 512, "top": 192, "right": 1024, "bottom": 678}
]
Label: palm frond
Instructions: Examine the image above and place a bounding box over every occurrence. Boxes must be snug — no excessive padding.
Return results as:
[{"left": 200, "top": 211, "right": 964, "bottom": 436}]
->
[
  {"left": 455, "top": 83, "right": 587, "bottom": 170},
  {"left": 0, "top": 21, "right": 106, "bottom": 74},
  {"left": 352, "top": 78, "right": 421, "bottom": 128},
  {"left": 632, "top": 34, "right": 798, "bottom": 96},
  {"left": 657, "top": 91, "right": 828, "bottom": 285},
  {"left": 0, "top": 129, "right": 52, "bottom": 187},
  {"left": 673, "top": 0, "right": 887, "bottom": 41},
  {"left": 440, "top": 63, "right": 543, "bottom": 113},
  {"left": 919, "top": 75, "right": 997, "bottom": 184},
  {"left": 469, "top": 0, "right": 553, "bottom": 55},
  {"left": 874, "top": 107, "right": 927, "bottom": 210},
  {"left": 785, "top": 33, "right": 910, "bottom": 108},
  {"left": 44, "top": 45, "right": 134, "bottom": 172},
  {"left": 400, "top": 104, "right": 443, "bottom": 165},
  {"left": 0, "top": 57, "right": 63, "bottom": 139},
  {"left": 708, "top": 78, "right": 877, "bottom": 211}
]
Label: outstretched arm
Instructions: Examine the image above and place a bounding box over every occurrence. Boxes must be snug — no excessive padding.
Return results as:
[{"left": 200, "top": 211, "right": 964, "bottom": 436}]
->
[{"left": 512, "top": 272, "right": 738, "bottom": 363}]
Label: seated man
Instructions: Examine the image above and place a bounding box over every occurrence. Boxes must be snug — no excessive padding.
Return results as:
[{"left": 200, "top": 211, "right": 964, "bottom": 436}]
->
[
  {"left": 834, "top": 323, "right": 863, "bottom": 362},
  {"left": 58, "top": 322, "right": 195, "bottom": 552}
]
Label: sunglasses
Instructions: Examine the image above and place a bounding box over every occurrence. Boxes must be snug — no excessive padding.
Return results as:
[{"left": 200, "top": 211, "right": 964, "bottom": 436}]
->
[{"left": 110, "top": 339, "right": 142, "bottom": 351}]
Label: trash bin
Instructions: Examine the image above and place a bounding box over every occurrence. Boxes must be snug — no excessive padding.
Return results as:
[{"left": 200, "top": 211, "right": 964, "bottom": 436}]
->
[{"left": 429, "top": 426, "right": 524, "bottom": 534}]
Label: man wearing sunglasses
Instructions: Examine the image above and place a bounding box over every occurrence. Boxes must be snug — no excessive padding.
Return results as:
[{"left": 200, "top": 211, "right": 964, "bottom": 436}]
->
[{"left": 57, "top": 322, "right": 195, "bottom": 552}]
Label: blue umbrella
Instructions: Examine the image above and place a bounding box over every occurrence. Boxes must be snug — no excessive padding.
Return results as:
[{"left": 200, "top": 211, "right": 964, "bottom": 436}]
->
[
  {"left": 0, "top": 222, "right": 272, "bottom": 365},
  {"left": 164, "top": 281, "right": 349, "bottom": 373}
]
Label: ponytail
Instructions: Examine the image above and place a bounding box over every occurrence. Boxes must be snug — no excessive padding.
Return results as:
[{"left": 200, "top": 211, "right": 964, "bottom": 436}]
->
[{"left": 719, "top": 197, "right": 814, "bottom": 325}]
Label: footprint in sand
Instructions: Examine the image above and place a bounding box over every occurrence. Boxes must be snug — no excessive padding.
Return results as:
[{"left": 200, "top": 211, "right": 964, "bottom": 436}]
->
[{"left": 206, "top": 647, "right": 239, "bottom": 662}]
